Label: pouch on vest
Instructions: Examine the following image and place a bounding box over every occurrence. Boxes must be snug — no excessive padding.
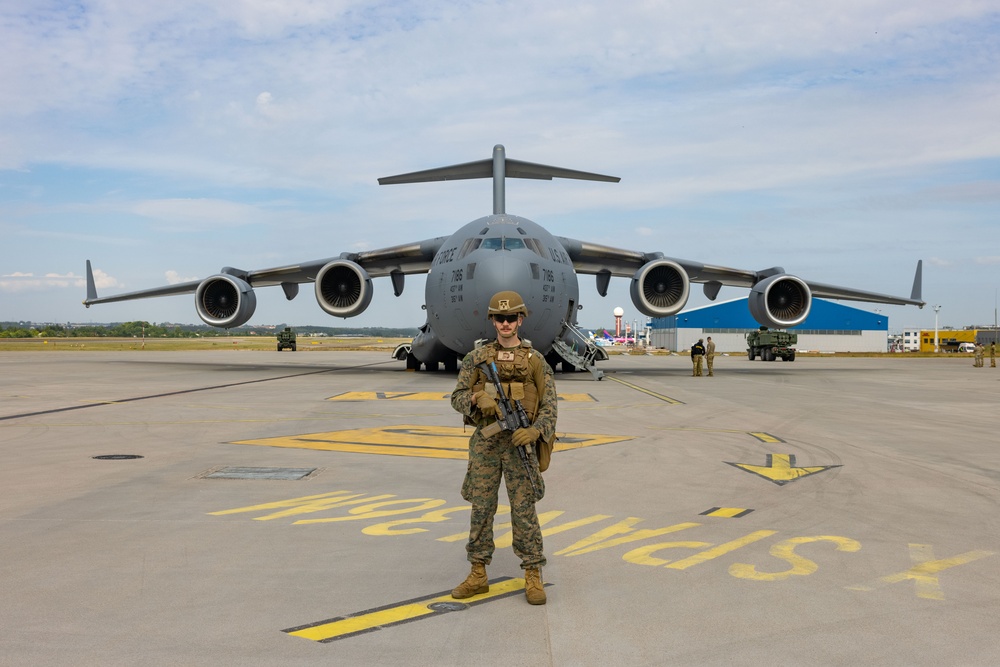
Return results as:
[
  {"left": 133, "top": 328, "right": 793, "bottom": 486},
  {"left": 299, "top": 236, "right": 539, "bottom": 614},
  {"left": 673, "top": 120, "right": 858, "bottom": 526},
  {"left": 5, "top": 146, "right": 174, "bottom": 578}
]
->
[{"left": 536, "top": 433, "right": 555, "bottom": 472}]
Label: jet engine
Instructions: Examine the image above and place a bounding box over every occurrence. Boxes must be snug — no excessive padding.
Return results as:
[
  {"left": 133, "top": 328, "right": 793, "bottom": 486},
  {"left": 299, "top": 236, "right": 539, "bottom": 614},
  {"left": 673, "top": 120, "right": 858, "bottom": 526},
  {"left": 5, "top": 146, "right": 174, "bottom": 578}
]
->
[
  {"left": 195, "top": 275, "right": 257, "bottom": 328},
  {"left": 315, "top": 259, "right": 373, "bottom": 318},
  {"left": 748, "top": 274, "right": 812, "bottom": 328},
  {"left": 629, "top": 259, "right": 690, "bottom": 317}
]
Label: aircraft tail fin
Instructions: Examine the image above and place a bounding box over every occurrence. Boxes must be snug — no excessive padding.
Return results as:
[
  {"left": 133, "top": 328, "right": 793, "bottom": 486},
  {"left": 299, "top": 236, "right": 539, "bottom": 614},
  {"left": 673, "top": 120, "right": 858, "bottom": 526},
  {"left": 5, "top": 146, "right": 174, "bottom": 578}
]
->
[
  {"left": 910, "top": 260, "right": 923, "bottom": 305},
  {"left": 84, "top": 260, "right": 98, "bottom": 305},
  {"left": 378, "top": 144, "right": 619, "bottom": 215}
]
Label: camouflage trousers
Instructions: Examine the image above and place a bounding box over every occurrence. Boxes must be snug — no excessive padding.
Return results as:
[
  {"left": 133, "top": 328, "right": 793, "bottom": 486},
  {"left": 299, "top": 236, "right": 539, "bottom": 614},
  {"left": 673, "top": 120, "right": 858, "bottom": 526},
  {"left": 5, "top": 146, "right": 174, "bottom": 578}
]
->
[
  {"left": 461, "top": 429, "right": 546, "bottom": 569},
  {"left": 692, "top": 354, "right": 703, "bottom": 376}
]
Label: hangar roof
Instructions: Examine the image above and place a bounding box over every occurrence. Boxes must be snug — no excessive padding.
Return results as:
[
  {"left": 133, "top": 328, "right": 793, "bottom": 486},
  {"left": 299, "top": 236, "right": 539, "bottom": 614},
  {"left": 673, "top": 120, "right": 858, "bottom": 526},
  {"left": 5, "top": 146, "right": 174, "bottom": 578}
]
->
[{"left": 651, "top": 297, "right": 888, "bottom": 331}]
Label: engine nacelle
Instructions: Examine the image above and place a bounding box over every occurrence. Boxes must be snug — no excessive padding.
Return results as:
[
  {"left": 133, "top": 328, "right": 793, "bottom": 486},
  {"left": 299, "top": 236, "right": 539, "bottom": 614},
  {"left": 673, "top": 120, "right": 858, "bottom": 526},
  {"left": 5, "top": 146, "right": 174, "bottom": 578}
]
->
[
  {"left": 195, "top": 275, "right": 257, "bottom": 328},
  {"left": 629, "top": 259, "right": 690, "bottom": 318},
  {"left": 748, "top": 274, "right": 812, "bottom": 328},
  {"left": 315, "top": 259, "right": 373, "bottom": 318}
]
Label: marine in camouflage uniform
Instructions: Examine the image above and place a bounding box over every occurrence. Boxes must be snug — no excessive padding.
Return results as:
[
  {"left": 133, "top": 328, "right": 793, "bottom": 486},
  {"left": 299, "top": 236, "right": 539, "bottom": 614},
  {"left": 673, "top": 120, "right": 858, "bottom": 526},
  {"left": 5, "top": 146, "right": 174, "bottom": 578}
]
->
[
  {"left": 450, "top": 291, "right": 557, "bottom": 605},
  {"left": 705, "top": 336, "right": 716, "bottom": 377}
]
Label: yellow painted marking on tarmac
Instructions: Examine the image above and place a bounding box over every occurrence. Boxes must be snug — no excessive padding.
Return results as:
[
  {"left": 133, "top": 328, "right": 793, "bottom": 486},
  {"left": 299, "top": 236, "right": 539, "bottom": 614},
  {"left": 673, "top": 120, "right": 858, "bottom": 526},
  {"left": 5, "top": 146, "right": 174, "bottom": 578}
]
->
[
  {"left": 606, "top": 377, "right": 684, "bottom": 404},
  {"left": 846, "top": 543, "right": 995, "bottom": 600},
  {"left": 208, "top": 491, "right": 398, "bottom": 522},
  {"left": 726, "top": 453, "right": 841, "bottom": 485},
  {"left": 729, "top": 535, "right": 862, "bottom": 581},
  {"left": 328, "top": 391, "right": 595, "bottom": 402},
  {"left": 664, "top": 530, "right": 778, "bottom": 570},
  {"left": 329, "top": 391, "right": 451, "bottom": 401},
  {"left": 284, "top": 577, "right": 534, "bottom": 642},
  {"left": 232, "top": 425, "right": 632, "bottom": 460},
  {"left": 748, "top": 432, "right": 784, "bottom": 443},
  {"left": 700, "top": 507, "right": 753, "bottom": 518}
]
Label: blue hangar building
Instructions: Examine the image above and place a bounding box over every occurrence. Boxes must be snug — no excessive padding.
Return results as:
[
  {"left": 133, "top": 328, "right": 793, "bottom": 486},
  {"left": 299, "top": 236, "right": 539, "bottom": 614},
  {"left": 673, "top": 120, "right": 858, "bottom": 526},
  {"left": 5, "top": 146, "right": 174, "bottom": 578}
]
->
[{"left": 648, "top": 297, "right": 888, "bottom": 353}]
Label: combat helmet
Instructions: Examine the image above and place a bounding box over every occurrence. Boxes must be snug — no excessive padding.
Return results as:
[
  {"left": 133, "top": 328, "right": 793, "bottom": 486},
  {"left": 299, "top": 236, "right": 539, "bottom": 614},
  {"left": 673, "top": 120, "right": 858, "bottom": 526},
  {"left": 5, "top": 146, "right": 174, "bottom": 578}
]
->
[{"left": 487, "top": 290, "right": 529, "bottom": 318}]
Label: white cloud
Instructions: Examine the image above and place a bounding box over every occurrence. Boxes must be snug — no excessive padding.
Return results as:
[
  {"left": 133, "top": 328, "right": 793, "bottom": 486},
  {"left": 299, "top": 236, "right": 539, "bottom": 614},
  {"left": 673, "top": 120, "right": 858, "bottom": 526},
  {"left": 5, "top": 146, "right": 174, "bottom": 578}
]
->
[
  {"left": 0, "top": 270, "right": 121, "bottom": 293},
  {"left": 166, "top": 270, "right": 200, "bottom": 284}
]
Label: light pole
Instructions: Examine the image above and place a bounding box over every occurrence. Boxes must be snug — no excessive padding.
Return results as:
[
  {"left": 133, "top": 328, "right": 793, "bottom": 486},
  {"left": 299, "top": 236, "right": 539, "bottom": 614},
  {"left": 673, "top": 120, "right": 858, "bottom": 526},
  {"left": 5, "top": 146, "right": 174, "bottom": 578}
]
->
[{"left": 933, "top": 305, "right": 941, "bottom": 353}]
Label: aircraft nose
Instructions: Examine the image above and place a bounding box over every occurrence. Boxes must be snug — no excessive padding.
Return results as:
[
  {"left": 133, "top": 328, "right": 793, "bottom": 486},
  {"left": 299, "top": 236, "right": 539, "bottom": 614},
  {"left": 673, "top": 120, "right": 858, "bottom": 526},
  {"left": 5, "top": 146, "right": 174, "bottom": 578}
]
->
[{"left": 468, "top": 252, "right": 538, "bottom": 315}]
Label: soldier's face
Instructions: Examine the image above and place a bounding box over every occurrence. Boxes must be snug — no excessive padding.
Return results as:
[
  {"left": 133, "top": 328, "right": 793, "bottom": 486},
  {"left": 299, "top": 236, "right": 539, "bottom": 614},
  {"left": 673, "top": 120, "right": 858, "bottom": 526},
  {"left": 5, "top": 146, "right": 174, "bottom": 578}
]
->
[{"left": 493, "top": 314, "right": 522, "bottom": 341}]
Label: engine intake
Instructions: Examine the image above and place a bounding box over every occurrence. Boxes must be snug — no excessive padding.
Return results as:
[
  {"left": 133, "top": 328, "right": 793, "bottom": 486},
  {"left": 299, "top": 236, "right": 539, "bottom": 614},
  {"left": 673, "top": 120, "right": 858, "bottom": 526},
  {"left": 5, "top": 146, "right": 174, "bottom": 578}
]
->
[
  {"left": 748, "top": 274, "right": 812, "bottom": 328},
  {"left": 629, "top": 259, "right": 690, "bottom": 317},
  {"left": 315, "top": 260, "right": 373, "bottom": 318},
  {"left": 195, "top": 275, "right": 257, "bottom": 328}
]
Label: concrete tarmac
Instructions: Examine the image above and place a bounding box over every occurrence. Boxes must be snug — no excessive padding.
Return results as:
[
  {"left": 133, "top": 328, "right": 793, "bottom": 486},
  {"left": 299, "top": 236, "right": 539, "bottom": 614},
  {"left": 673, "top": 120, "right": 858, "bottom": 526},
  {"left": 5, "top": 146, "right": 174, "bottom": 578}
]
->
[{"left": 1, "top": 350, "right": 997, "bottom": 666}]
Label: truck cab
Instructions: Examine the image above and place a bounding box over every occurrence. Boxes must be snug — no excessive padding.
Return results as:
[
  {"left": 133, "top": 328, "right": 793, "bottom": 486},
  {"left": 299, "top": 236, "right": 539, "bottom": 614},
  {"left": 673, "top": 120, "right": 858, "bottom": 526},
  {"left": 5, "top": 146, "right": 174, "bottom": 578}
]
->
[{"left": 277, "top": 327, "right": 297, "bottom": 351}]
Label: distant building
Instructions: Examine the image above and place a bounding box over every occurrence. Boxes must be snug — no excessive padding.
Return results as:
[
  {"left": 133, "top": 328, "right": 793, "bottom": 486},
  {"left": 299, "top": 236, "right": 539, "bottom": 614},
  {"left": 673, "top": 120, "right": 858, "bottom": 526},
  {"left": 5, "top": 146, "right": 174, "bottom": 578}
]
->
[
  {"left": 900, "top": 329, "right": 921, "bottom": 352},
  {"left": 649, "top": 297, "right": 888, "bottom": 353},
  {"left": 918, "top": 328, "right": 1000, "bottom": 352}
]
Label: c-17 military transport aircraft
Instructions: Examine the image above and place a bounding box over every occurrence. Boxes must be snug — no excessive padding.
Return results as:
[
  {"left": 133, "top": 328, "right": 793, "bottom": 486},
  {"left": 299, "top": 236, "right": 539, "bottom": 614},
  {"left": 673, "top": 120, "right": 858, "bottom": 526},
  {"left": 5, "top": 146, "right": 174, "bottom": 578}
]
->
[{"left": 84, "top": 145, "right": 924, "bottom": 378}]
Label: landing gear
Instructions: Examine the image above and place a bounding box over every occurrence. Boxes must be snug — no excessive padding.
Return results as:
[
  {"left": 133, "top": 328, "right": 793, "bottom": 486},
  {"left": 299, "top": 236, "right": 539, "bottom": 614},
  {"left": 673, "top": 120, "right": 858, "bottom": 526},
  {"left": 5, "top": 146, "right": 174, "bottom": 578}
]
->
[
  {"left": 405, "top": 352, "right": 420, "bottom": 370},
  {"left": 398, "top": 347, "right": 457, "bottom": 373}
]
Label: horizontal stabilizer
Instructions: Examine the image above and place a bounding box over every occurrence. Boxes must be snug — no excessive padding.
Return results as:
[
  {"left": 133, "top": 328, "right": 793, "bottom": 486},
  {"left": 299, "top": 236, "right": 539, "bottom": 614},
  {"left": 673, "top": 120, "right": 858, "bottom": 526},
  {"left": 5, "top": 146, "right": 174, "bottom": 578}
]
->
[
  {"left": 379, "top": 158, "right": 619, "bottom": 185},
  {"left": 379, "top": 144, "right": 620, "bottom": 215}
]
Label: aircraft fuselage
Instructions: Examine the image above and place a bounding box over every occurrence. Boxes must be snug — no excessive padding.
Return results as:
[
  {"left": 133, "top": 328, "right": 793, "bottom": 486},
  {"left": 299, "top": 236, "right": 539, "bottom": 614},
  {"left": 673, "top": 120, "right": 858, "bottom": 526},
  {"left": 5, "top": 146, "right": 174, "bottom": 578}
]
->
[{"left": 422, "top": 214, "right": 578, "bottom": 359}]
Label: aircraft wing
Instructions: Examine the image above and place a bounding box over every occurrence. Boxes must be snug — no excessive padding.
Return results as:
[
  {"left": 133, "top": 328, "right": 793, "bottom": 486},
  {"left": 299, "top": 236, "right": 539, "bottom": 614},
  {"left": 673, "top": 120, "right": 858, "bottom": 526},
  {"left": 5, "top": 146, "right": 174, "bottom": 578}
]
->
[
  {"left": 241, "top": 236, "right": 449, "bottom": 285},
  {"left": 84, "top": 236, "right": 449, "bottom": 307},
  {"left": 555, "top": 236, "right": 924, "bottom": 307}
]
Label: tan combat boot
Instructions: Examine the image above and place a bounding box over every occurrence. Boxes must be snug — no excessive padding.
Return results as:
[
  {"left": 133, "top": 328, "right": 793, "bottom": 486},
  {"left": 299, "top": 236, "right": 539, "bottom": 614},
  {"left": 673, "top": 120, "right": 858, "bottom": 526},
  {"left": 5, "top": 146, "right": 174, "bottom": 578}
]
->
[
  {"left": 451, "top": 563, "right": 489, "bottom": 599},
  {"left": 524, "top": 567, "right": 546, "bottom": 605}
]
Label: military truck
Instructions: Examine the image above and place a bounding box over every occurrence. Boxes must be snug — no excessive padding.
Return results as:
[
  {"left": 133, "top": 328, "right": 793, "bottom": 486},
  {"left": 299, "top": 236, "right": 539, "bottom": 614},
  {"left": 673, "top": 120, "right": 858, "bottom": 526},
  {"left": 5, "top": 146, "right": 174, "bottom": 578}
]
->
[
  {"left": 276, "top": 327, "right": 297, "bottom": 351},
  {"left": 746, "top": 327, "right": 796, "bottom": 361}
]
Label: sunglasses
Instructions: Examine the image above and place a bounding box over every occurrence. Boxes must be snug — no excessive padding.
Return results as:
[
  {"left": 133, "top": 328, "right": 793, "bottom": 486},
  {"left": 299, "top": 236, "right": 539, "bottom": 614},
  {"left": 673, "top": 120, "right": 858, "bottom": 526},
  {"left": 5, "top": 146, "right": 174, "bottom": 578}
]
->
[{"left": 493, "top": 314, "right": 520, "bottom": 323}]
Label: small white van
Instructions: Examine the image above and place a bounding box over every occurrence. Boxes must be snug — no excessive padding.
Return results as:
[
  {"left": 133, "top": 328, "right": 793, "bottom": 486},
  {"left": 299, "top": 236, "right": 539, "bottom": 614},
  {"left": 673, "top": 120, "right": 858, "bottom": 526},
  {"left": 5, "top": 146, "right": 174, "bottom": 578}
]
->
[{"left": 957, "top": 342, "right": 976, "bottom": 353}]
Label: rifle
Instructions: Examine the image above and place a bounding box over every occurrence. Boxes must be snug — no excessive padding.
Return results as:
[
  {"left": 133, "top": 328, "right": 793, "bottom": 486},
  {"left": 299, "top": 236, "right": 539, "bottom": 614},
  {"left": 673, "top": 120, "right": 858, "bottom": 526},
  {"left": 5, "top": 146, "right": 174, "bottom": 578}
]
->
[{"left": 477, "top": 360, "right": 538, "bottom": 498}]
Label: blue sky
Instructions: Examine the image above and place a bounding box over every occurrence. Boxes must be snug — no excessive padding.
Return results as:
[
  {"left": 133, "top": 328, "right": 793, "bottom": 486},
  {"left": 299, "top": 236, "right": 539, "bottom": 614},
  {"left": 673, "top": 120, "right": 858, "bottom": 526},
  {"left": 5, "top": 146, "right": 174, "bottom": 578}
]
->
[{"left": 2, "top": 1, "right": 998, "bottom": 331}]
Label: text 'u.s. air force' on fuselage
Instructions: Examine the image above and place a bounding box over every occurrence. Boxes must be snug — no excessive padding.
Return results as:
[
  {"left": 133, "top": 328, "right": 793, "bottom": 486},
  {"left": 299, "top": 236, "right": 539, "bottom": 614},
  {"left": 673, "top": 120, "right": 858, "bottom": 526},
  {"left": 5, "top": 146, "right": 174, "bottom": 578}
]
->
[{"left": 83, "top": 144, "right": 925, "bottom": 379}]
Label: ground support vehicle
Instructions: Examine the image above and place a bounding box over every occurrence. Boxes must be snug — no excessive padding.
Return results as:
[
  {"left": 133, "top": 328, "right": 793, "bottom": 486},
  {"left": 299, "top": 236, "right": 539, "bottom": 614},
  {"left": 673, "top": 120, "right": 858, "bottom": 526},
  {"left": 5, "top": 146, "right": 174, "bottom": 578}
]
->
[
  {"left": 277, "top": 327, "right": 297, "bottom": 351},
  {"left": 747, "top": 327, "right": 796, "bottom": 361}
]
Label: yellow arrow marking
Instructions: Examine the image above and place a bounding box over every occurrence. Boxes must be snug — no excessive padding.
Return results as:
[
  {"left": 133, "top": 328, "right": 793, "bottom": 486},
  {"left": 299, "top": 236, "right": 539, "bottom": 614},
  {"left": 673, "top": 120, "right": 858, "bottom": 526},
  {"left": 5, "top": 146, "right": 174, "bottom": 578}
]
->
[
  {"left": 284, "top": 577, "right": 542, "bottom": 642},
  {"left": 329, "top": 391, "right": 595, "bottom": 402},
  {"left": 232, "top": 425, "right": 632, "bottom": 460},
  {"left": 726, "top": 454, "right": 841, "bottom": 486}
]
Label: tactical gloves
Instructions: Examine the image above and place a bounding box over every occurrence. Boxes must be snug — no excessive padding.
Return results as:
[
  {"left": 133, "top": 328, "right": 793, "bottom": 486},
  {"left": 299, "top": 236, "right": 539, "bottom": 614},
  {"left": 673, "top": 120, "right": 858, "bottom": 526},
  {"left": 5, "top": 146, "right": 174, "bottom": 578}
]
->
[
  {"left": 475, "top": 392, "right": 500, "bottom": 419},
  {"left": 512, "top": 426, "right": 540, "bottom": 447}
]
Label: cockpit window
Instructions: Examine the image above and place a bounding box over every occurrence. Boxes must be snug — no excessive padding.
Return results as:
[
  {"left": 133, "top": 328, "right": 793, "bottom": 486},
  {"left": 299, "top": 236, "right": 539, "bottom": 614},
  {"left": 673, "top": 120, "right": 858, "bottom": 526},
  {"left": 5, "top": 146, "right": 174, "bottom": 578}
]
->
[
  {"left": 481, "top": 237, "right": 529, "bottom": 251},
  {"left": 457, "top": 237, "right": 482, "bottom": 259},
  {"left": 524, "top": 238, "right": 547, "bottom": 259},
  {"left": 478, "top": 236, "right": 549, "bottom": 257}
]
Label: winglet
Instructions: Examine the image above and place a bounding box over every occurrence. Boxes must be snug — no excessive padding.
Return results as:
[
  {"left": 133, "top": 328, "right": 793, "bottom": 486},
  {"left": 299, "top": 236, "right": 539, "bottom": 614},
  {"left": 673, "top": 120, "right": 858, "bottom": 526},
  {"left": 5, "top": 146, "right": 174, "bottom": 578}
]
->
[
  {"left": 910, "top": 260, "right": 923, "bottom": 306},
  {"left": 84, "top": 260, "right": 98, "bottom": 306}
]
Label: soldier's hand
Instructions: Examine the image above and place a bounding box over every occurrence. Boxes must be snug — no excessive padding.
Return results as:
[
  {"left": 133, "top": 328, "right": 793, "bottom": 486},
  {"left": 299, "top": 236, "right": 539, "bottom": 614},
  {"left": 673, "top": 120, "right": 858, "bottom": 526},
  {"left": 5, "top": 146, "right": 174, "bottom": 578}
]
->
[
  {"left": 475, "top": 392, "right": 499, "bottom": 419},
  {"left": 512, "top": 426, "right": 540, "bottom": 447}
]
